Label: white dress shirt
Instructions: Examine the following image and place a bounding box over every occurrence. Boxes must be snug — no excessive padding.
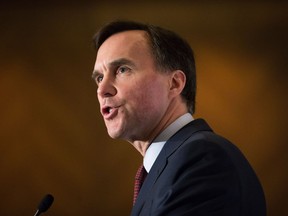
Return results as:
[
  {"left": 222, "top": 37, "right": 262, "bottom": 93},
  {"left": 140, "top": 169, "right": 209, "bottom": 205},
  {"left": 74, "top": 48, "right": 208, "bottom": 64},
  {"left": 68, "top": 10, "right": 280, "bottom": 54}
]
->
[{"left": 143, "top": 113, "right": 193, "bottom": 172}]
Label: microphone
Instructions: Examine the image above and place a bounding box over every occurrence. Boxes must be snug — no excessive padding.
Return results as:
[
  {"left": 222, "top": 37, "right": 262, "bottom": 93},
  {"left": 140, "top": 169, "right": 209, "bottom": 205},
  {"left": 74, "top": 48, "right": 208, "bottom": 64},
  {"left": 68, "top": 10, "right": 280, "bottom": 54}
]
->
[{"left": 33, "top": 194, "right": 54, "bottom": 216}]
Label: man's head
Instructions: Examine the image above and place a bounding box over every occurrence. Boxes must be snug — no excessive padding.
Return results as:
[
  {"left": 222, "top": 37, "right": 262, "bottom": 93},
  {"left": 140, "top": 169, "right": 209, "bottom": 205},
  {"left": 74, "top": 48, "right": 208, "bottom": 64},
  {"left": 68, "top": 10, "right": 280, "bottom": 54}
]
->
[
  {"left": 93, "top": 21, "right": 196, "bottom": 114},
  {"left": 92, "top": 21, "right": 196, "bottom": 146}
]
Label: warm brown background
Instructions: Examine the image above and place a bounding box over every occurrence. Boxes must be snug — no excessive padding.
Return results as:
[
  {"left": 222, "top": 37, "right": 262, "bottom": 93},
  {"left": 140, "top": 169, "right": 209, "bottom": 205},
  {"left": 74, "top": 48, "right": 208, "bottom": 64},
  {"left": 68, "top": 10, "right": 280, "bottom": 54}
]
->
[{"left": 0, "top": 1, "right": 287, "bottom": 215}]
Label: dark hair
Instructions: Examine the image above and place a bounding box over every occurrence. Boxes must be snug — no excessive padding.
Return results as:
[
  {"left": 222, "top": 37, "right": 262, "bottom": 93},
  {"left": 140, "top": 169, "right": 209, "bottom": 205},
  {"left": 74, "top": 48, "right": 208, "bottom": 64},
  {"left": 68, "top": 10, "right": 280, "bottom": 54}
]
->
[{"left": 93, "top": 21, "right": 196, "bottom": 114}]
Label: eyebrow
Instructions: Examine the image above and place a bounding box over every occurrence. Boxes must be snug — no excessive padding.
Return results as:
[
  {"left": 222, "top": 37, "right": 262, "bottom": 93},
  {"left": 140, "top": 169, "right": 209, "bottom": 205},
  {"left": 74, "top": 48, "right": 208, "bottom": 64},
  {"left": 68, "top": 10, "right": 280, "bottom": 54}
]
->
[{"left": 92, "top": 58, "right": 136, "bottom": 79}]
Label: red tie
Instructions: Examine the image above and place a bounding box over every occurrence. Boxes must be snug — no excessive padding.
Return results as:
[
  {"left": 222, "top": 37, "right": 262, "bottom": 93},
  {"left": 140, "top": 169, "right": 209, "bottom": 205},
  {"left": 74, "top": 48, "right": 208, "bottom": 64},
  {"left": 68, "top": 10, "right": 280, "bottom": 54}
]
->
[{"left": 133, "top": 164, "right": 147, "bottom": 204}]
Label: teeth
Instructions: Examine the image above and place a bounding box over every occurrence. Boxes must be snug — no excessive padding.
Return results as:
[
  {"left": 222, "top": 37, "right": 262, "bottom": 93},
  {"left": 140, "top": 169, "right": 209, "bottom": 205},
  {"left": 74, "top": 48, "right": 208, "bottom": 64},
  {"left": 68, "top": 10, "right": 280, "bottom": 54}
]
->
[{"left": 108, "top": 108, "right": 112, "bottom": 113}]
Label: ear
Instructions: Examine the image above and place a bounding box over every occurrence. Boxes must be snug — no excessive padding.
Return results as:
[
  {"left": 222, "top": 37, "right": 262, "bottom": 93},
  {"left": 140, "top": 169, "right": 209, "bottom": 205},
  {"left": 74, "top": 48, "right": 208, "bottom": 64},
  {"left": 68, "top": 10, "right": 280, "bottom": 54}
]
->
[{"left": 169, "top": 70, "right": 186, "bottom": 98}]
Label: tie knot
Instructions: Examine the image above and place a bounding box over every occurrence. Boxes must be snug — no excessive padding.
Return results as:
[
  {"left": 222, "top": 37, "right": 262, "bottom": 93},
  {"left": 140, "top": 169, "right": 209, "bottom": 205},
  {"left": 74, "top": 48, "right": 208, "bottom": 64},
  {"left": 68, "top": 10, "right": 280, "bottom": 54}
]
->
[
  {"left": 135, "top": 164, "right": 147, "bottom": 181},
  {"left": 133, "top": 164, "right": 148, "bottom": 204}
]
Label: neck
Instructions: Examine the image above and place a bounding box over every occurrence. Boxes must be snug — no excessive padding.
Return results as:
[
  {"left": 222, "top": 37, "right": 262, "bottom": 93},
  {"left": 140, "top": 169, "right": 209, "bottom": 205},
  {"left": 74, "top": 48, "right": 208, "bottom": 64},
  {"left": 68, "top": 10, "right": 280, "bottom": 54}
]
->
[{"left": 130, "top": 99, "right": 188, "bottom": 156}]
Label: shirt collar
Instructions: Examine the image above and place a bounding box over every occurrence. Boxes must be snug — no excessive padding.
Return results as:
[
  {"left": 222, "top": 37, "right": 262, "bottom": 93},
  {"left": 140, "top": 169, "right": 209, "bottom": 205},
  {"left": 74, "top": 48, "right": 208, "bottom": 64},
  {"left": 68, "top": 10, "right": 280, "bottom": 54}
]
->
[{"left": 143, "top": 113, "right": 193, "bottom": 172}]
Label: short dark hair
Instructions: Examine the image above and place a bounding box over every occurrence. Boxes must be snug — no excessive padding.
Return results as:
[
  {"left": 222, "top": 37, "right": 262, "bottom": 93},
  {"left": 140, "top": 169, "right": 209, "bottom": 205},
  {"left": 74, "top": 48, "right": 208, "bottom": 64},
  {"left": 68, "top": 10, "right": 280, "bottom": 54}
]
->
[{"left": 93, "top": 21, "right": 196, "bottom": 114}]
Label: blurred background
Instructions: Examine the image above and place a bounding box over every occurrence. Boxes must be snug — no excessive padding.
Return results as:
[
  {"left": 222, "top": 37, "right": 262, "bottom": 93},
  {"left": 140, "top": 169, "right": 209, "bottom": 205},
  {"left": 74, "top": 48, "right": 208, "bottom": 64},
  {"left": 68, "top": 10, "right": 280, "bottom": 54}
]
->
[{"left": 0, "top": 0, "right": 287, "bottom": 215}]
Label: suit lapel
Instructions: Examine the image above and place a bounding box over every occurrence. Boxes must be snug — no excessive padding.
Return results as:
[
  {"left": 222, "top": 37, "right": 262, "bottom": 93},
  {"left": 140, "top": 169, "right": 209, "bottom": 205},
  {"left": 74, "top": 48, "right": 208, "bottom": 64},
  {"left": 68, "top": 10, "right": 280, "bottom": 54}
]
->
[{"left": 131, "top": 119, "right": 212, "bottom": 215}]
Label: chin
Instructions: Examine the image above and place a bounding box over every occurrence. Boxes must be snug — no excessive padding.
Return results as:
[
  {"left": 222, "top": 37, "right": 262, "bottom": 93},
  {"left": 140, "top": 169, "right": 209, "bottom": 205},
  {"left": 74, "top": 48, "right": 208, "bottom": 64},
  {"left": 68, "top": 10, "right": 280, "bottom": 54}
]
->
[
  {"left": 106, "top": 121, "right": 127, "bottom": 140},
  {"left": 107, "top": 129, "right": 124, "bottom": 140}
]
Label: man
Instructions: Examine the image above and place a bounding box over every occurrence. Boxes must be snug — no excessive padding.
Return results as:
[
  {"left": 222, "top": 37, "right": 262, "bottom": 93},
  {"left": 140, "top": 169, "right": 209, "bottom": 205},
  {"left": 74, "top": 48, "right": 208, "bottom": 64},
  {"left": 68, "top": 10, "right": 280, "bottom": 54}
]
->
[{"left": 92, "top": 21, "right": 266, "bottom": 216}]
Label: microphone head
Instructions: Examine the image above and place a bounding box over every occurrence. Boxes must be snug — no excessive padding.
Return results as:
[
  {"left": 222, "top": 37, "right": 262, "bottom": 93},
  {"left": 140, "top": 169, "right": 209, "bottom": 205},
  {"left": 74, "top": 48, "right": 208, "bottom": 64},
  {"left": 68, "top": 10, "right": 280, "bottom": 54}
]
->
[{"left": 37, "top": 194, "right": 54, "bottom": 213}]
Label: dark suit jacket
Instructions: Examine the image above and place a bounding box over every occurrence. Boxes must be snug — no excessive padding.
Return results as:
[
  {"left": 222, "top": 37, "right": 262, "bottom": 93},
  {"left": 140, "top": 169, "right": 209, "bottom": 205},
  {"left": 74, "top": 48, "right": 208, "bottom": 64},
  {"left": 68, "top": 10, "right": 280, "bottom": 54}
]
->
[{"left": 131, "top": 119, "right": 266, "bottom": 216}]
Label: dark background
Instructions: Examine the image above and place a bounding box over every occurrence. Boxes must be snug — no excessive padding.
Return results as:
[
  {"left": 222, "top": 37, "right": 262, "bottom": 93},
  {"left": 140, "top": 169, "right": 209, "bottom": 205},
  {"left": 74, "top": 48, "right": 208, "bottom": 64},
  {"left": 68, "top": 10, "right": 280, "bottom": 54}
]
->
[{"left": 0, "top": 1, "right": 287, "bottom": 215}]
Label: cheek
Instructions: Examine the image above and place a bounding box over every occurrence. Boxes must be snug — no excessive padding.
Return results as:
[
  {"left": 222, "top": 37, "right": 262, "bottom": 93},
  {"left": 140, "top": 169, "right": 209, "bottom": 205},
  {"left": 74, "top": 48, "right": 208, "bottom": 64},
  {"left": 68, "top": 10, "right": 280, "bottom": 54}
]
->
[{"left": 127, "top": 80, "right": 168, "bottom": 115}]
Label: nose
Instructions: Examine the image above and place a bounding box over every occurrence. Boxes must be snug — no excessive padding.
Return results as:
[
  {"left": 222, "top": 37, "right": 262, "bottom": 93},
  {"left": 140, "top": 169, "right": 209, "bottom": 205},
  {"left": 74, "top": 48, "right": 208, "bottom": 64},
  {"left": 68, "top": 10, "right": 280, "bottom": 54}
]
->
[{"left": 97, "top": 76, "right": 117, "bottom": 98}]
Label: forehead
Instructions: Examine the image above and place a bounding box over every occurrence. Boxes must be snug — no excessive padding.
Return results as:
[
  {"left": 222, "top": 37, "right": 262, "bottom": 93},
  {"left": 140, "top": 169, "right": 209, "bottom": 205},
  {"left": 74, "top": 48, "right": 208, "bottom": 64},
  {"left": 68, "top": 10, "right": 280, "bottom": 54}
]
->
[{"left": 96, "top": 30, "right": 151, "bottom": 61}]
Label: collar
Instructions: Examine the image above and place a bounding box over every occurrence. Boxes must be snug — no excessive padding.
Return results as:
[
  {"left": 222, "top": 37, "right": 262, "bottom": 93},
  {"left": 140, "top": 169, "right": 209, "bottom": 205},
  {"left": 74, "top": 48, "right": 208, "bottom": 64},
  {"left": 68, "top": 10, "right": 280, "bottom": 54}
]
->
[{"left": 143, "top": 113, "right": 193, "bottom": 172}]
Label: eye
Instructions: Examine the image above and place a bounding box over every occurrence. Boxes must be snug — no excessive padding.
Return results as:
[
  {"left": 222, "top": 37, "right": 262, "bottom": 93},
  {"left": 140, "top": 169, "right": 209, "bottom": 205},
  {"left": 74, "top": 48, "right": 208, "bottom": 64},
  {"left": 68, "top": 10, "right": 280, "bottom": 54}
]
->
[
  {"left": 117, "top": 66, "right": 130, "bottom": 74},
  {"left": 95, "top": 75, "right": 103, "bottom": 85}
]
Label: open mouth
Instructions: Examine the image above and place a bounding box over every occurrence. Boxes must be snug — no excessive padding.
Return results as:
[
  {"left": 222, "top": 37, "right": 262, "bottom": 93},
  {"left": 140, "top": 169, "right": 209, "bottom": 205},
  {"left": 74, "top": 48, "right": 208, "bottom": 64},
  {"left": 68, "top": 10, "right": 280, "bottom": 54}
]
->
[
  {"left": 105, "top": 107, "right": 113, "bottom": 114},
  {"left": 102, "top": 106, "right": 120, "bottom": 119},
  {"left": 103, "top": 106, "right": 112, "bottom": 115}
]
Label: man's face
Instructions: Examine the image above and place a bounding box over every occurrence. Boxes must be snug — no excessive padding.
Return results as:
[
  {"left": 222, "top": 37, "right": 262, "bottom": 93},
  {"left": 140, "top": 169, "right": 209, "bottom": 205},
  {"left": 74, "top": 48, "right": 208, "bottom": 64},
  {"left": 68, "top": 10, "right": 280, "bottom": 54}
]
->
[{"left": 93, "top": 30, "right": 172, "bottom": 142}]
